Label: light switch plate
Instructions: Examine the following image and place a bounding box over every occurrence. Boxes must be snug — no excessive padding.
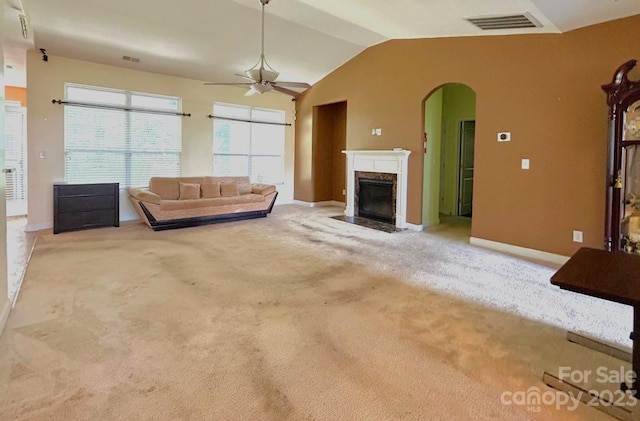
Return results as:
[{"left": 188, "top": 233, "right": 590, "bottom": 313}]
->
[
  {"left": 375, "top": 128, "right": 382, "bottom": 136},
  {"left": 573, "top": 230, "right": 583, "bottom": 243},
  {"left": 521, "top": 159, "right": 530, "bottom": 170}
]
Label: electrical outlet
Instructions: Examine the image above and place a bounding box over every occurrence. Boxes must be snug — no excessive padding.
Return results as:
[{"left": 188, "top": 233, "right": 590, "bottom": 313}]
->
[
  {"left": 39, "top": 151, "right": 47, "bottom": 159},
  {"left": 521, "top": 159, "right": 530, "bottom": 170},
  {"left": 342, "top": 189, "right": 346, "bottom": 196},
  {"left": 371, "top": 129, "right": 376, "bottom": 136},
  {"left": 573, "top": 230, "right": 583, "bottom": 243}
]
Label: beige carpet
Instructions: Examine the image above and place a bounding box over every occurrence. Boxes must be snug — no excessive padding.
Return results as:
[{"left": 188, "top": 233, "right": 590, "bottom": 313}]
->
[{"left": 0, "top": 205, "right": 631, "bottom": 420}]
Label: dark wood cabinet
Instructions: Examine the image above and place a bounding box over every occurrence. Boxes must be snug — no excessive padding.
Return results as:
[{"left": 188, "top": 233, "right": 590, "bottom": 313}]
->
[
  {"left": 602, "top": 60, "right": 640, "bottom": 253},
  {"left": 53, "top": 183, "right": 119, "bottom": 234}
]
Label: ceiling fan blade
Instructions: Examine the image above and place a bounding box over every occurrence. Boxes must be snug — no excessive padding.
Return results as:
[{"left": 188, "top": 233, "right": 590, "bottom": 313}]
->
[
  {"left": 235, "top": 73, "right": 257, "bottom": 82},
  {"left": 273, "top": 82, "right": 311, "bottom": 89},
  {"left": 204, "top": 82, "right": 253, "bottom": 86},
  {"left": 245, "top": 89, "right": 257, "bottom": 96},
  {"left": 272, "top": 85, "right": 301, "bottom": 97}
]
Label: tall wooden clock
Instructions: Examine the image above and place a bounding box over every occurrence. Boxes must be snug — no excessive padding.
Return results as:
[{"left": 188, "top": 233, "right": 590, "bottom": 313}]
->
[{"left": 602, "top": 60, "right": 640, "bottom": 253}]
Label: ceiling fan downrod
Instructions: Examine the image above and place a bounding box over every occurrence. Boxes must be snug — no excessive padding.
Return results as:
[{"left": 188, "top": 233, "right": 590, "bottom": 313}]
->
[{"left": 244, "top": 0, "right": 278, "bottom": 84}]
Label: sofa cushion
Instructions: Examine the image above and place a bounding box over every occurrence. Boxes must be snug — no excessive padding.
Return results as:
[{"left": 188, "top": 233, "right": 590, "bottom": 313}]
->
[
  {"left": 205, "top": 176, "right": 252, "bottom": 195},
  {"left": 160, "top": 194, "right": 265, "bottom": 211},
  {"left": 149, "top": 177, "right": 205, "bottom": 200},
  {"left": 252, "top": 184, "right": 276, "bottom": 196},
  {"left": 129, "top": 187, "right": 162, "bottom": 205},
  {"left": 201, "top": 182, "right": 221, "bottom": 198},
  {"left": 220, "top": 182, "right": 239, "bottom": 197},
  {"left": 179, "top": 182, "right": 201, "bottom": 200}
]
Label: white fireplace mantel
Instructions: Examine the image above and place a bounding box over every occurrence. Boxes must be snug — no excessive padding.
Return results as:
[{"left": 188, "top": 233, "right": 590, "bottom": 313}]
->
[{"left": 342, "top": 149, "right": 411, "bottom": 228}]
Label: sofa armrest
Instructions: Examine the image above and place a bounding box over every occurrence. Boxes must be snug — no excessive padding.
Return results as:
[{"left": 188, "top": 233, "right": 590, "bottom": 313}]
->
[
  {"left": 251, "top": 183, "right": 276, "bottom": 196},
  {"left": 129, "top": 187, "right": 161, "bottom": 205}
]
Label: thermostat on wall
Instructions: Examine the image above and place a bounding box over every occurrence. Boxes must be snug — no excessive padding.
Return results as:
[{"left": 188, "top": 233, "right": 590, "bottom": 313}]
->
[{"left": 498, "top": 132, "right": 511, "bottom": 142}]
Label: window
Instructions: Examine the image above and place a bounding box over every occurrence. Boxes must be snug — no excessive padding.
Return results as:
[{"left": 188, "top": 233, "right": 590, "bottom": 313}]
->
[
  {"left": 64, "top": 84, "right": 182, "bottom": 188},
  {"left": 212, "top": 103, "right": 285, "bottom": 184}
]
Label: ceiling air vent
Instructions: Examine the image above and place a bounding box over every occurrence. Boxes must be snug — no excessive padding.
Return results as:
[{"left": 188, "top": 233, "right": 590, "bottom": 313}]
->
[
  {"left": 122, "top": 55, "right": 141, "bottom": 63},
  {"left": 467, "top": 12, "right": 542, "bottom": 30}
]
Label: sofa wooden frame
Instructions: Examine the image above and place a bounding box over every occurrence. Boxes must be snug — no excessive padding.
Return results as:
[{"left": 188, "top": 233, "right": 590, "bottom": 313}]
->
[{"left": 138, "top": 192, "right": 278, "bottom": 231}]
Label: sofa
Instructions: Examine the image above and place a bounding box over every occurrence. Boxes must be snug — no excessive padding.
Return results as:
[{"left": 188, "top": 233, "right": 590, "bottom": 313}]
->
[{"left": 128, "top": 176, "right": 277, "bottom": 231}]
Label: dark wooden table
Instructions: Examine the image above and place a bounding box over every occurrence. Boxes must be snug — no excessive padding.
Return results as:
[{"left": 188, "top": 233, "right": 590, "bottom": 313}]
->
[
  {"left": 550, "top": 247, "right": 640, "bottom": 394},
  {"left": 544, "top": 247, "right": 640, "bottom": 420}
]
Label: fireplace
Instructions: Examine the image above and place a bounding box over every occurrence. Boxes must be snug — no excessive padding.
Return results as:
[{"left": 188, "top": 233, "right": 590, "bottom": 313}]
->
[
  {"left": 343, "top": 150, "right": 411, "bottom": 229},
  {"left": 355, "top": 172, "right": 396, "bottom": 224},
  {"left": 358, "top": 179, "right": 394, "bottom": 223}
]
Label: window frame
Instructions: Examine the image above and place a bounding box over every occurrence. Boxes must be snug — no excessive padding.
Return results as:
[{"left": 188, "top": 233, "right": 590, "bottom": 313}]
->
[
  {"left": 64, "top": 83, "right": 182, "bottom": 189},
  {"left": 212, "top": 102, "right": 286, "bottom": 185}
]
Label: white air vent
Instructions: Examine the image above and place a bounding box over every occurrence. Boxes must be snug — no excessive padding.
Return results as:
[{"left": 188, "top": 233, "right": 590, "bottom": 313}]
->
[
  {"left": 122, "top": 55, "right": 141, "bottom": 63},
  {"left": 467, "top": 12, "right": 542, "bottom": 30}
]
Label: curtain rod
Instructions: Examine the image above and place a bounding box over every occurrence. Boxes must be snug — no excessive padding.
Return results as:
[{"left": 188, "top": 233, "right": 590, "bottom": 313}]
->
[
  {"left": 52, "top": 99, "right": 191, "bottom": 117},
  {"left": 208, "top": 114, "right": 291, "bottom": 127}
]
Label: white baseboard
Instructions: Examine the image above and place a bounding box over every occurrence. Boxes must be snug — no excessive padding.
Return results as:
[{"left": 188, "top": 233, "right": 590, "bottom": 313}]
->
[
  {"left": 0, "top": 298, "right": 11, "bottom": 337},
  {"left": 422, "top": 218, "right": 440, "bottom": 228},
  {"left": 405, "top": 223, "right": 424, "bottom": 232},
  {"left": 469, "top": 237, "right": 570, "bottom": 265},
  {"left": 25, "top": 222, "right": 53, "bottom": 232},
  {"left": 293, "top": 200, "right": 345, "bottom": 208},
  {"left": 274, "top": 200, "right": 294, "bottom": 206}
]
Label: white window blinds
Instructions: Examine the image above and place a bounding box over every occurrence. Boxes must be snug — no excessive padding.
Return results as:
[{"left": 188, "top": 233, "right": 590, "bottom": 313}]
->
[
  {"left": 64, "top": 84, "right": 182, "bottom": 188},
  {"left": 5, "top": 105, "right": 26, "bottom": 202},
  {"left": 212, "top": 103, "right": 285, "bottom": 184}
]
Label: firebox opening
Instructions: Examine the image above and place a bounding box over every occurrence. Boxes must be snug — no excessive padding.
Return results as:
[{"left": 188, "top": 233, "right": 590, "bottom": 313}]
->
[{"left": 358, "top": 178, "right": 394, "bottom": 224}]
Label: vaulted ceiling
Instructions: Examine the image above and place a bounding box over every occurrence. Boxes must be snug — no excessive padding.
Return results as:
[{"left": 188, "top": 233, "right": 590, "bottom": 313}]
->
[{"left": 3, "top": 0, "right": 640, "bottom": 89}]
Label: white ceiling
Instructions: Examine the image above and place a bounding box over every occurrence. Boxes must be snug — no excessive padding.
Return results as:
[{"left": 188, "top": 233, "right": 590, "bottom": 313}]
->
[{"left": 3, "top": 0, "right": 640, "bottom": 89}]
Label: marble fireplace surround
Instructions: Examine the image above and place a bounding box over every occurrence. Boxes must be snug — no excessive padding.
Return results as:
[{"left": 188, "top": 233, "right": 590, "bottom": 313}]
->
[{"left": 343, "top": 150, "right": 411, "bottom": 228}]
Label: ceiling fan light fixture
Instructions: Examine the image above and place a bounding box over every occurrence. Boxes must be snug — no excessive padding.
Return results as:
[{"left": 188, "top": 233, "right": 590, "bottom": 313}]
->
[
  {"left": 245, "top": 67, "right": 279, "bottom": 83},
  {"left": 250, "top": 83, "right": 273, "bottom": 94}
]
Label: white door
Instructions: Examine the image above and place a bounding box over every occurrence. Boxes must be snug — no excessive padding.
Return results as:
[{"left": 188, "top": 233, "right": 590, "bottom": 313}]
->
[{"left": 5, "top": 103, "right": 27, "bottom": 217}]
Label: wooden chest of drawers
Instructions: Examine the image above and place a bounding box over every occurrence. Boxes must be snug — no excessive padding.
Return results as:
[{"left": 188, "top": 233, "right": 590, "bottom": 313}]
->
[{"left": 53, "top": 183, "right": 119, "bottom": 234}]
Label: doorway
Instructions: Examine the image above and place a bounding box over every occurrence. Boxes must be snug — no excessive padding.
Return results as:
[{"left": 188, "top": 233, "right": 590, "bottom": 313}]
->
[
  {"left": 422, "top": 83, "right": 476, "bottom": 227},
  {"left": 5, "top": 101, "right": 27, "bottom": 217},
  {"left": 313, "top": 101, "right": 347, "bottom": 204},
  {"left": 458, "top": 120, "right": 475, "bottom": 217}
]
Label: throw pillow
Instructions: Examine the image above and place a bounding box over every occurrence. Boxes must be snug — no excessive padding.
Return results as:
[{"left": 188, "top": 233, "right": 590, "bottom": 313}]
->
[
  {"left": 220, "top": 182, "right": 239, "bottom": 197},
  {"left": 201, "top": 182, "right": 221, "bottom": 198},
  {"left": 237, "top": 180, "right": 252, "bottom": 195},
  {"left": 179, "top": 182, "right": 201, "bottom": 200}
]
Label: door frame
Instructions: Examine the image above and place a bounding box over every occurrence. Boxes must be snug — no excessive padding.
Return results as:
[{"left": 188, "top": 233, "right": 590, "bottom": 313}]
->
[{"left": 457, "top": 119, "right": 475, "bottom": 217}]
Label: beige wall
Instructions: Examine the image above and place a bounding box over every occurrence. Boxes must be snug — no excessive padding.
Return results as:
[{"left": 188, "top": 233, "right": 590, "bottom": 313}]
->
[
  {"left": 26, "top": 52, "right": 295, "bottom": 229},
  {"left": 331, "top": 102, "right": 347, "bottom": 202},
  {"left": 296, "top": 15, "right": 640, "bottom": 256},
  {"left": 0, "top": 25, "right": 10, "bottom": 330}
]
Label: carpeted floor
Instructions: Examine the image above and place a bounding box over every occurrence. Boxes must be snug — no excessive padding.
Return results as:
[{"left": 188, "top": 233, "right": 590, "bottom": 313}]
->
[{"left": 0, "top": 205, "right": 633, "bottom": 420}]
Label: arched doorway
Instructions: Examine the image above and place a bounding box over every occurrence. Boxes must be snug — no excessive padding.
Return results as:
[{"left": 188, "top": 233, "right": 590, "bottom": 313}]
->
[{"left": 422, "top": 83, "right": 476, "bottom": 227}]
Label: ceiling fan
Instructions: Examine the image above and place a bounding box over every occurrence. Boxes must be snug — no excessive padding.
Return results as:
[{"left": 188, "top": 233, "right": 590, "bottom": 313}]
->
[{"left": 204, "top": 0, "right": 311, "bottom": 97}]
